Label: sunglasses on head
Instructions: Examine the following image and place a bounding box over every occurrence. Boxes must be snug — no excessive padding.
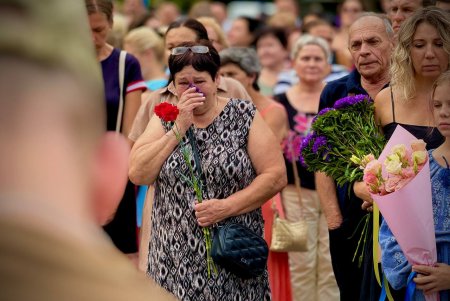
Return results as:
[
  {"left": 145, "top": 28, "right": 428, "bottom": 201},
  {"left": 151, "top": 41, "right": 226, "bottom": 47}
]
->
[{"left": 171, "top": 45, "right": 210, "bottom": 56}]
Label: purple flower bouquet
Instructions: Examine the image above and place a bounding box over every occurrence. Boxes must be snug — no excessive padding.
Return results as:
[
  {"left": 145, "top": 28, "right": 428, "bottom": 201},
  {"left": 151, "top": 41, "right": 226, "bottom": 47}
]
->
[{"left": 300, "top": 94, "right": 386, "bottom": 186}]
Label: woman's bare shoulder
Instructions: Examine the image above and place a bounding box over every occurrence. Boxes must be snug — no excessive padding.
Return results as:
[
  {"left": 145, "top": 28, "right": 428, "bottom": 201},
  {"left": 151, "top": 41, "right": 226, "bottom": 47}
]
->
[
  {"left": 374, "top": 87, "right": 392, "bottom": 126},
  {"left": 374, "top": 87, "right": 391, "bottom": 104}
]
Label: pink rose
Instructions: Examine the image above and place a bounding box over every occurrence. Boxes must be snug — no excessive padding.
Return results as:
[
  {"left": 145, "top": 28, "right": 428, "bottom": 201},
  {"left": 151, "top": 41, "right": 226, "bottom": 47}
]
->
[
  {"left": 363, "top": 173, "right": 378, "bottom": 193},
  {"left": 363, "top": 172, "right": 378, "bottom": 185},
  {"left": 401, "top": 166, "right": 415, "bottom": 179},
  {"left": 364, "top": 160, "right": 382, "bottom": 176},
  {"left": 385, "top": 175, "right": 402, "bottom": 193}
]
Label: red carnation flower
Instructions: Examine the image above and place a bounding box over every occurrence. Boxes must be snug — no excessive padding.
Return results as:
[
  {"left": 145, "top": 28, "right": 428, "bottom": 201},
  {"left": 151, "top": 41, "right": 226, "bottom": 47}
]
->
[{"left": 154, "top": 102, "right": 179, "bottom": 122}]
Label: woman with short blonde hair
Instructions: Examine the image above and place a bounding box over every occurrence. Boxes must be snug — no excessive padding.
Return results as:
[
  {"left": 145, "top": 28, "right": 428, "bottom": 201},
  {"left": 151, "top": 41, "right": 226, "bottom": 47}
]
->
[
  {"left": 123, "top": 26, "right": 168, "bottom": 93},
  {"left": 197, "top": 16, "right": 229, "bottom": 52}
]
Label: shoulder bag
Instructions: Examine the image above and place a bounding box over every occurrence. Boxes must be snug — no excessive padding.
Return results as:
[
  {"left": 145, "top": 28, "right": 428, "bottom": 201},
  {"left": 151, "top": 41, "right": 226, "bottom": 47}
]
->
[
  {"left": 115, "top": 50, "right": 126, "bottom": 133},
  {"left": 270, "top": 155, "right": 308, "bottom": 252},
  {"left": 187, "top": 130, "right": 269, "bottom": 278}
]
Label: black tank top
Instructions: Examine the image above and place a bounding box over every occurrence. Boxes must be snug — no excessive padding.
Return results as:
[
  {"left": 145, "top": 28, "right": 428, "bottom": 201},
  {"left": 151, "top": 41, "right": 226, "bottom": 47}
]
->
[
  {"left": 382, "top": 89, "right": 444, "bottom": 149},
  {"left": 275, "top": 93, "right": 316, "bottom": 190}
]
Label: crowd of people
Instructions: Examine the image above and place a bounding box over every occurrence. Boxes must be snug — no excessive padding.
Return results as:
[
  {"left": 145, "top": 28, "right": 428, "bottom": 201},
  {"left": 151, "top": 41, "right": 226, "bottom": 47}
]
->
[{"left": 1, "top": 0, "right": 449, "bottom": 301}]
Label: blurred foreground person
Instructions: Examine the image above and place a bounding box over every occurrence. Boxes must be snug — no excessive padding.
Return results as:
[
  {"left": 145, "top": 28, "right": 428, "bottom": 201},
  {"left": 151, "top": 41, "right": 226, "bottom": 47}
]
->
[{"left": 0, "top": 1, "right": 175, "bottom": 300}]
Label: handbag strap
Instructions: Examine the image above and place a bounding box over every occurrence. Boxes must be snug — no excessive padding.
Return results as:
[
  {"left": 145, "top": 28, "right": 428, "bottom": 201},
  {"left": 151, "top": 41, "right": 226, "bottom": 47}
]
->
[
  {"left": 116, "top": 50, "right": 126, "bottom": 133},
  {"left": 290, "top": 146, "right": 305, "bottom": 217},
  {"left": 187, "top": 127, "right": 209, "bottom": 197}
]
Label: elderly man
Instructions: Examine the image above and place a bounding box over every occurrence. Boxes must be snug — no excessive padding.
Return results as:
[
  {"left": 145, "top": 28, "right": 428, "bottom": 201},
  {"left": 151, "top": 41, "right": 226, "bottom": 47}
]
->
[
  {"left": 316, "top": 13, "right": 394, "bottom": 301},
  {"left": 0, "top": 1, "right": 175, "bottom": 300}
]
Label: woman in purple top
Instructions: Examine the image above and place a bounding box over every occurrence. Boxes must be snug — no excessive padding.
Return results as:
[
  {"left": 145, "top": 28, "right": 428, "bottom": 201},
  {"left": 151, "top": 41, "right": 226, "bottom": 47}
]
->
[{"left": 86, "top": 0, "right": 146, "bottom": 255}]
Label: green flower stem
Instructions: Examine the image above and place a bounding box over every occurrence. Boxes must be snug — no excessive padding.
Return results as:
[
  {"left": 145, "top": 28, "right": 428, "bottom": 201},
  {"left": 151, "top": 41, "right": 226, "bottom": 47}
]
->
[
  {"left": 350, "top": 213, "right": 371, "bottom": 268},
  {"left": 172, "top": 123, "right": 218, "bottom": 278}
]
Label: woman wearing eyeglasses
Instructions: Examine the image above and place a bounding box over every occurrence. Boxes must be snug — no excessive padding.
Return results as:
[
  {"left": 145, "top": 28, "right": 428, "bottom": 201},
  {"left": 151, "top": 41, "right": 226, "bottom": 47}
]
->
[
  {"left": 129, "top": 40, "right": 287, "bottom": 300},
  {"left": 128, "top": 18, "right": 251, "bottom": 273},
  {"left": 129, "top": 18, "right": 249, "bottom": 143}
]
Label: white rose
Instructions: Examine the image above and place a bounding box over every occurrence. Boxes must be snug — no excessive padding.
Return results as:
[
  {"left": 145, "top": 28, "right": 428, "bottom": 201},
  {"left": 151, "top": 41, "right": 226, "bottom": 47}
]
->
[
  {"left": 412, "top": 151, "right": 427, "bottom": 165},
  {"left": 384, "top": 154, "right": 402, "bottom": 174},
  {"left": 391, "top": 144, "right": 407, "bottom": 160}
]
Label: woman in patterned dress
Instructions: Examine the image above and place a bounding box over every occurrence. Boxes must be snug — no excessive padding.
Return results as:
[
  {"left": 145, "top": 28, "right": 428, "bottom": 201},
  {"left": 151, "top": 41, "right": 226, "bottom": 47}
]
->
[{"left": 129, "top": 40, "right": 286, "bottom": 300}]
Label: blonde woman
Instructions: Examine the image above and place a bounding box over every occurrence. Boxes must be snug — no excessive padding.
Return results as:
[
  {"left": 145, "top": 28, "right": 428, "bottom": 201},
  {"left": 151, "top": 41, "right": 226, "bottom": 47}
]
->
[
  {"left": 372, "top": 7, "right": 448, "bottom": 299},
  {"left": 197, "top": 16, "right": 229, "bottom": 52},
  {"left": 123, "top": 26, "right": 168, "bottom": 96},
  {"left": 375, "top": 7, "right": 448, "bottom": 150}
]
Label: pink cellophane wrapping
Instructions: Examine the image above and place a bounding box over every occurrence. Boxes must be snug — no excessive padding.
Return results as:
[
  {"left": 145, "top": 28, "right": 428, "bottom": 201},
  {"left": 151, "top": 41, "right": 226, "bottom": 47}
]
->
[{"left": 372, "top": 126, "right": 438, "bottom": 301}]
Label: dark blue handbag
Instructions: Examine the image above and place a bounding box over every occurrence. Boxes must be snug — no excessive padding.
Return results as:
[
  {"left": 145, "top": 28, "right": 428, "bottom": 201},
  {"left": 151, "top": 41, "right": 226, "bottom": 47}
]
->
[
  {"left": 211, "top": 223, "right": 269, "bottom": 279},
  {"left": 186, "top": 128, "right": 269, "bottom": 278}
]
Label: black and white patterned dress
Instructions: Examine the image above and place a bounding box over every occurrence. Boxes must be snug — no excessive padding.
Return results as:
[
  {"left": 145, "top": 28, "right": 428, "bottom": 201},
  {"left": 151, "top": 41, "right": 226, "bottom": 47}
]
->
[{"left": 147, "top": 99, "right": 271, "bottom": 301}]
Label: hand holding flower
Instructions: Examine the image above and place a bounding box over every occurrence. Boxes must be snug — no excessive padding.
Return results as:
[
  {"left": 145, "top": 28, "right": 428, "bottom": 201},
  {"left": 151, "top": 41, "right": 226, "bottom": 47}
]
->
[
  {"left": 194, "top": 199, "right": 231, "bottom": 227},
  {"left": 353, "top": 181, "right": 373, "bottom": 206},
  {"left": 154, "top": 100, "right": 217, "bottom": 277}
]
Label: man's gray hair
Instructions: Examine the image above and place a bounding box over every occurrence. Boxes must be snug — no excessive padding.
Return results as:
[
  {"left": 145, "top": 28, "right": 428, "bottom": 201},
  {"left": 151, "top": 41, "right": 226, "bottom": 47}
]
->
[{"left": 353, "top": 12, "right": 395, "bottom": 38}]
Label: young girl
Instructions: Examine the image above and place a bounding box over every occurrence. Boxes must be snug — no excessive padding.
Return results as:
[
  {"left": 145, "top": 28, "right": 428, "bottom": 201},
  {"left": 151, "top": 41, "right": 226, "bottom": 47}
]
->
[
  {"left": 380, "top": 71, "right": 450, "bottom": 300},
  {"left": 412, "top": 71, "right": 450, "bottom": 299}
]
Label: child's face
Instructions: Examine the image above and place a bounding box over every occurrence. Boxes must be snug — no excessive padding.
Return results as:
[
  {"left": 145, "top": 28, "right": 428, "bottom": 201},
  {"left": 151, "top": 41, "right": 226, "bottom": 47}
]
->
[{"left": 433, "top": 83, "right": 450, "bottom": 137}]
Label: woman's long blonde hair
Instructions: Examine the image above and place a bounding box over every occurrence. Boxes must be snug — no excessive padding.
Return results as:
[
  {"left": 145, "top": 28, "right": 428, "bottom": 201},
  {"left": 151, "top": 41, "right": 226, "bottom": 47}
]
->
[{"left": 391, "top": 7, "right": 450, "bottom": 101}]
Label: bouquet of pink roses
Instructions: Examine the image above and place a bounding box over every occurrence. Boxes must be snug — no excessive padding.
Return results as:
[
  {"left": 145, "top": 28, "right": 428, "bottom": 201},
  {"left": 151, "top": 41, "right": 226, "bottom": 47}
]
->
[
  {"left": 362, "top": 139, "right": 428, "bottom": 195},
  {"left": 361, "top": 126, "right": 437, "bottom": 301}
]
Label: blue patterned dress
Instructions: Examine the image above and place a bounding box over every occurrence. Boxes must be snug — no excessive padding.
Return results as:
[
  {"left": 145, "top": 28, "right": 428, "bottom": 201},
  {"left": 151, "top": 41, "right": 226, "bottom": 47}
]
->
[
  {"left": 147, "top": 99, "right": 271, "bottom": 301},
  {"left": 380, "top": 150, "right": 450, "bottom": 300}
]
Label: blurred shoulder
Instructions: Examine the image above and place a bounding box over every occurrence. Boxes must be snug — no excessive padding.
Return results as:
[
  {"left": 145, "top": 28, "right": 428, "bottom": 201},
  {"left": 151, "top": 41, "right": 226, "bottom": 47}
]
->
[{"left": 218, "top": 76, "right": 251, "bottom": 101}]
